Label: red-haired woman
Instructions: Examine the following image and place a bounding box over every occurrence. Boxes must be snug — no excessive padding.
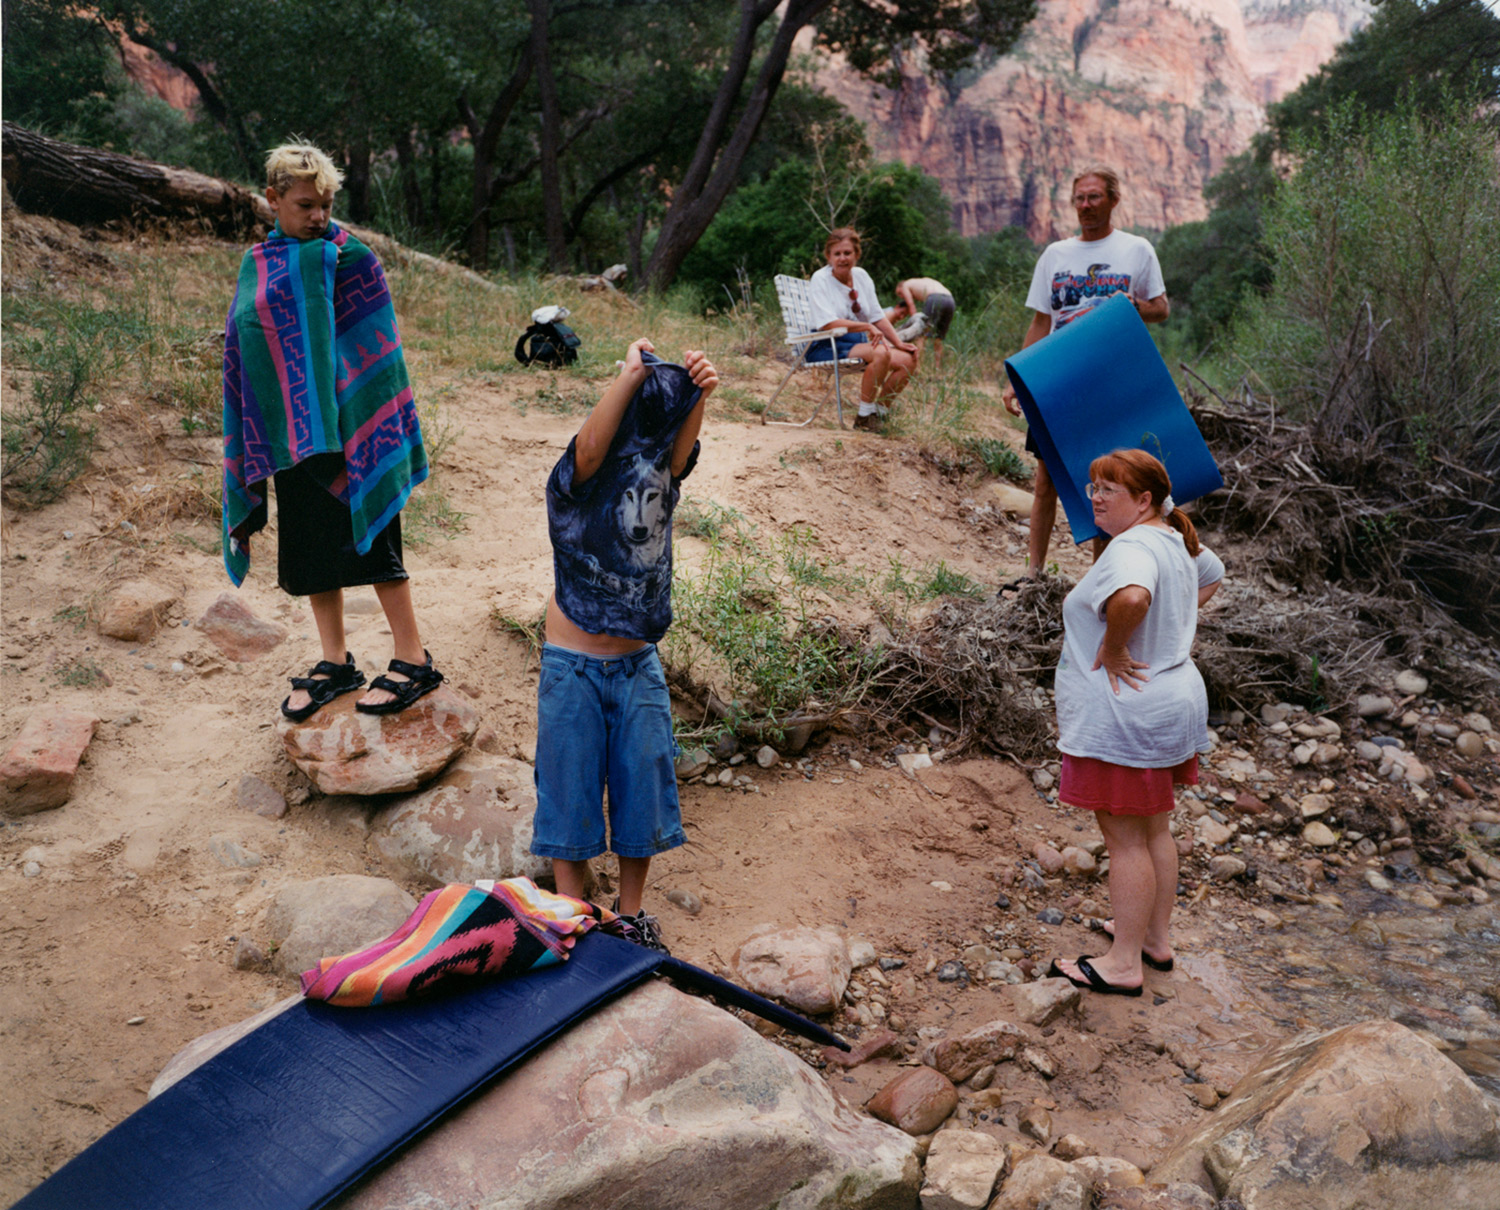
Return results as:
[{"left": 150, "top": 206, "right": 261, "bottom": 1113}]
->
[
  {"left": 805, "top": 228, "right": 918, "bottom": 432},
  {"left": 1047, "top": 449, "right": 1223, "bottom": 996}
]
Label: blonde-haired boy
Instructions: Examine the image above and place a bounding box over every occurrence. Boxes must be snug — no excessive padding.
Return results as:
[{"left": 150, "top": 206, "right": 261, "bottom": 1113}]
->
[{"left": 223, "top": 141, "right": 443, "bottom": 719}]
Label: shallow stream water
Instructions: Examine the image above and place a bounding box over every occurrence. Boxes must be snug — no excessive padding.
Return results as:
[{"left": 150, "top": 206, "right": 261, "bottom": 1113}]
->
[{"left": 1223, "top": 887, "right": 1500, "bottom": 1097}]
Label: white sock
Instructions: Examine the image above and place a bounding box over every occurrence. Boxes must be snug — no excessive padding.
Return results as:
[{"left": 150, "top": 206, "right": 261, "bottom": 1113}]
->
[{"left": 858, "top": 403, "right": 878, "bottom": 417}]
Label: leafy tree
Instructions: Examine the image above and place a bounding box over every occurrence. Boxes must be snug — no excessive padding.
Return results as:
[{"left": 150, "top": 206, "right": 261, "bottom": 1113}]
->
[
  {"left": 1159, "top": 0, "right": 1500, "bottom": 352},
  {"left": 2, "top": 0, "right": 126, "bottom": 145},
  {"left": 643, "top": 0, "right": 1038, "bottom": 292}
]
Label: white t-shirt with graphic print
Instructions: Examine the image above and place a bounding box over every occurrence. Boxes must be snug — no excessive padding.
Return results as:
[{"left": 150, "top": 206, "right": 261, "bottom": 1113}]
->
[{"left": 1025, "top": 229, "right": 1165, "bottom": 332}]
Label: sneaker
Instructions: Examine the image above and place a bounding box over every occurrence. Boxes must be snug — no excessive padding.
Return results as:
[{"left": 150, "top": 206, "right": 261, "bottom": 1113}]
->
[
  {"left": 612, "top": 901, "right": 670, "bottom": 953},
  {"left": 852, "top": 412, "right": 882, "bottom": 433}
]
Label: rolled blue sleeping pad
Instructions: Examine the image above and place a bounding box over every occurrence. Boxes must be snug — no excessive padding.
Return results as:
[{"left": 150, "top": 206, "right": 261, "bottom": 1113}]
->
[{"left": 1003, "top": 293, "right": 1223, "bottom": 544}]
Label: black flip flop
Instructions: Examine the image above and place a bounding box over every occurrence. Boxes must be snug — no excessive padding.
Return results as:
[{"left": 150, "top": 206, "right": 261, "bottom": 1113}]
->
[
  {"left": 1047, "top": 956, "right": 1143, "bottom": 997},
  {"left": 1088, "top": 919, "right": 1175, "bottom": 971}
]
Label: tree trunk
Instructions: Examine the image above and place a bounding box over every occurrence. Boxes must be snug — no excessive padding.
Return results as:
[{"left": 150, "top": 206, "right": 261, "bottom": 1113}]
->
[
  {"left": 527, "top": 0, "right": 569, "bottom": 271},
  {"left": 1, "top": 121, "right": 268, "bottom": 236},
  {"left": 393, "top": 128, "right": 426, "bottom": 230},
  {"left": 643, "top": 0, "right": 832, "bottom": 292},
  {"left": 459, "top": 41, "right": 535, "bottom": 270}
]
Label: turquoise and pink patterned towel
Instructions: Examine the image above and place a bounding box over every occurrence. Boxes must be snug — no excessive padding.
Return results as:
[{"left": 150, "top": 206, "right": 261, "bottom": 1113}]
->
[
  {"left": 221, "top": 220, "right": 428, "bottom": 585},
  {"left": 301, "top": 879, "right": 618, "bottom": 1007}
]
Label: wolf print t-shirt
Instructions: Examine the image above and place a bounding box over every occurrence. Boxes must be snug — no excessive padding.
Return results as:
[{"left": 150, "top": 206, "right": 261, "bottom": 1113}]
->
[
  {"left": 1025, "top": 229, "right": 1165, "bottom": 332},
  {"left": 546, "top": 353, "right": 701, "bottom": 642}
]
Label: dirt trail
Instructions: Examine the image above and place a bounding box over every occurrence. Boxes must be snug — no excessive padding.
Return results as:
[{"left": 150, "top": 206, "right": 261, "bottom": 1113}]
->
[{"left": 1, "top": 233, "right": 1291, "bottom": 1204}]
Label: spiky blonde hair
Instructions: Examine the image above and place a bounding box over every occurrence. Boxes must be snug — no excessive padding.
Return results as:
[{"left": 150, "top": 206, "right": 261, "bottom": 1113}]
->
[{"left": 264, "top": 141, "right": 343, "bottom": 196}]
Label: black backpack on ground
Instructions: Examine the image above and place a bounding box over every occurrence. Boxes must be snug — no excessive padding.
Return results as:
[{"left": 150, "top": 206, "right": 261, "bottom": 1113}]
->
[{"left": 515, "top": 320, "right": 581, "bottom": 368}]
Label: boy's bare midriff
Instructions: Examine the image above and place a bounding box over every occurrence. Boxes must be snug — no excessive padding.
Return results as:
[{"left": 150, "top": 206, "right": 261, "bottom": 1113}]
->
[{"left": 545, "top": 593, "right": 648, "bottom": 656}]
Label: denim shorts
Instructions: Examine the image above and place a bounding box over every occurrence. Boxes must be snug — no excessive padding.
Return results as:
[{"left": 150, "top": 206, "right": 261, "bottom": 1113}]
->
[
  {"left": 804, "top": 332, "right": 864, "bottom": 363},
  {"left": 531, "top": 643, "right": 685, "bottom": 861}
]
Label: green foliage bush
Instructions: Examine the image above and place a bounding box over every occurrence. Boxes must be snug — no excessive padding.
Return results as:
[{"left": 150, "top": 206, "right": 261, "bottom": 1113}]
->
[{"left": 1229, "top": 99, "right": 1500, "bottom": 465}]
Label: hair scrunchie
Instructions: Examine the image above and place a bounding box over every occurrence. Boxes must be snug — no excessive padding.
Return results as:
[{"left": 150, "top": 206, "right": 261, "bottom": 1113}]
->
[{"left": 1161, "top": 493, "right": 1176, "bottom": 517}]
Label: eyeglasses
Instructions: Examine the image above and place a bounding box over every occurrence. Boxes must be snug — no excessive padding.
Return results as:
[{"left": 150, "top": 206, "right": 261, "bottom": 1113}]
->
[
  {"left": 848, "top": 288, "right": 862, "bottom": 315},
  {"left": 1085, "top": 482, "right": 1128, "bottom": 500}
]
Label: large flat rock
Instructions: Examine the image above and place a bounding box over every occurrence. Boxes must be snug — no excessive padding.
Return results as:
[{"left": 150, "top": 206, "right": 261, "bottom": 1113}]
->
[
  {"left": 1151, "top": 1018, "right": 1500, "bottom": 1208},
  {"left": 278, "top": 686, "right": 479, "bottom": 796}
]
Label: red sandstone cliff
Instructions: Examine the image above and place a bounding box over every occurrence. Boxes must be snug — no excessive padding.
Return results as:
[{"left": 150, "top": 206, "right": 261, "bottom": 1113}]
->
[{"left": 811, "top": 0, "right": 1366, "bottom": 240}]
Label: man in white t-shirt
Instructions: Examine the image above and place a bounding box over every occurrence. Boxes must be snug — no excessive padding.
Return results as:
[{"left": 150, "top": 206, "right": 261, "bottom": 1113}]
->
[{"left": 1001, "top": 168, "right": 1169, "bottom": 583}]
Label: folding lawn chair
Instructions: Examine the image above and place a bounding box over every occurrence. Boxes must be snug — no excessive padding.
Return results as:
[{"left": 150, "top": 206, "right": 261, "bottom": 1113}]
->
[{"left": 762, "top": 274, "right": 866, "bottom": 429}]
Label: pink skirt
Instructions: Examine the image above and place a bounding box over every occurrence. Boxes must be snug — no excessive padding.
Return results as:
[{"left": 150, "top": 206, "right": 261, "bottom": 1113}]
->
[{"left": 1059, "top": 753, "right": 1199, "bottom": 817}]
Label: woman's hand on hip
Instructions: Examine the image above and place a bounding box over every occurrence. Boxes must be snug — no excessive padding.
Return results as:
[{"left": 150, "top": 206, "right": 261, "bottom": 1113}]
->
[{"left": 1093, "top": 642, "right": 1150, "bottom": 695}]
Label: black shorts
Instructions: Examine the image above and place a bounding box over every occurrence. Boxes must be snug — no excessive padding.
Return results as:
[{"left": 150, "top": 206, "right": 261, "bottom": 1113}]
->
[{"left": 273, "top": 453, "right": 407, "bottom": 597}]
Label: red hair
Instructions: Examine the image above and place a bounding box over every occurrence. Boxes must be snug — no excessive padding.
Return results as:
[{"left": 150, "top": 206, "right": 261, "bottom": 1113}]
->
[{"left": 1089, "top": 448, "right": 1200, "bottom": 556}]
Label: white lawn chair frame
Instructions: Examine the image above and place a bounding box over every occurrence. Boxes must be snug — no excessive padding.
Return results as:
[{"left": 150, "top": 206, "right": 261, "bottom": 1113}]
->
[{"left": 762, "top": 274, "right": 865, "bottom": 429}]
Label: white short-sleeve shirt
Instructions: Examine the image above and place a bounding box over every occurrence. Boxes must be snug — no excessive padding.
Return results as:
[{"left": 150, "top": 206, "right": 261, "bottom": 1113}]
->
[
  {"left": 1025, "top": 229, "right": 1166, "bottom": 332},
  {"left": 1054, "top": 526, "right": 1221, "bottom": 767},
  {"left": 808, "top": 265, "right": 882, "bottom": 330}
]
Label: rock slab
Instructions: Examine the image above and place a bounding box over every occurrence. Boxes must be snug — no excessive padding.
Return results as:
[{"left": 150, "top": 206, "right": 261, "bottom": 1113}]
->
[
  {"left": 372, "top": 751, "right": 550, "bottom": 885},
  {"left": 278, "top": 687, "right": 479, "bottom": 796},
  {"left": 334, "top": 979, "right": 919, "bottom": 1209},
  {"left": 923, "top": 1018, "right": 1028, "bottom": 1083},
  {"left": 0, "top": 707, "right": 99, "bottom": 815},
  {"left": 1151, "top": 1019, "right": 1500, "bottom": 1209},
  {"left": 195, "top": 592, "right": 286, "bottom": 660},
  {"left": 98, "top": 579, "right": 178, "bottom": 641},
  {"left": 265, "top": 874, "right": 418, "bottom": 979},
  {"left": 733, "top": 925, "right": 851, "bottom": 1015}
]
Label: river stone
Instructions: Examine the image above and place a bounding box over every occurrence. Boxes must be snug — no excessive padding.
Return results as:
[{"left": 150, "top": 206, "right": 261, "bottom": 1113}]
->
[
  {"left": 988, "top": 482, "right": 1036, "bottom": 518},
  {"left": 1071, "top": 1156, "right": 1145, "bottom": 1190},
  {"left": 1195, "top": 818, "right": 1233, "bottom": 847},
  {"left": 158, "top": 980, "right": 918, "bottom": 1210},
  {"left": 923, "top": 1018, "right": 1028, "bottom": 1083},
  {"left": 867, "top": 1066, "right": 958, "bottom": 1136},
  {"left": 1462, "top": 712, "right": 1493, "bottom": 734},
  {"left": 195, "top": 592, "right": 287, "bottom": 660},
  {"left": 1033, "top": 844, "right": 1066, "bottom": 874},
  {"left": 1456, "top": 731, "right": 1485, "bottom": 759},
  {"left": 265, "top": 874, "right": 417, "bottom": 979},
  {"left": 1394, "top": 670, "right": 1429, "bottom": 695},
  {"left": 1150, "top": 1019, "right": 1500, "bottom": 1209},
  {"left": 1060, "top": 846, "right": 1097, "bottom": 876},
  {"left": 1208, "top": 855, "right": 1246, "bottom": 882},
  {"left": 98, "top": 579, "right": 179, "bottom": 641},
  {"left": 370, "top": 751, "right": 550, "bottom": 885},
  {"left": 732, "top": 925, "right": 851, "bottom": 1015},
  {"left": 278, "top": 686, "right": 479, "bottom": 796},
  {"left": 1356, "top": 695, "right": 1394, "bottom": 718},
  {"left": 993, "top": 1152, "right": 1085, "bottom": 1210},
  {"left": 1302, "top": 821, "right": 1338, "bottom": 848},
  {"left": 1299, "top": 793, "right": 1333, "bottom": 818},
  {"left": 0, "top": 706, "right": 99, "bottom": 815},
  {"left": 1008, "top": 978, "right": 1080, "bottom": 1026},
  {"left": 920, "top": 1128, "right": 1005, "bottom": 1209}
]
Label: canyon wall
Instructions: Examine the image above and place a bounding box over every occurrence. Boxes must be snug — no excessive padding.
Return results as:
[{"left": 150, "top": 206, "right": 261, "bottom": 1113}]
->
[{"left": 811, "top": 0, "right": 1366, "bottom": 240}]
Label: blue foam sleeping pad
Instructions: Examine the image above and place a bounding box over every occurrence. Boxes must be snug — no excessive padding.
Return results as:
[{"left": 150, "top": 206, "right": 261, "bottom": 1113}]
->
[
  {"left": 1004, "top": 293, "right": 1223, "bottom": 544},
  {"left": 17, "top": 933, "right": 844, "bottom": 1210}
]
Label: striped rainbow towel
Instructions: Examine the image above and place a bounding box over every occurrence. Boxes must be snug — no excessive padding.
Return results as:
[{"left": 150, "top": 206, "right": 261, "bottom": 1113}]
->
[
  {"left": 301, "top": 879, "right": 616, "bottom": 1007},
  {"left": 222, "top": 220, "right": 428, "bottom": 586}
]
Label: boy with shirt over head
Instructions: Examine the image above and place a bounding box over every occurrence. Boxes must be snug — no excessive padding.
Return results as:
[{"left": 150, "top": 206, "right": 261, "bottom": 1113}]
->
[{"left": 532, "top": 338, "right": 718, "bottom": 951}]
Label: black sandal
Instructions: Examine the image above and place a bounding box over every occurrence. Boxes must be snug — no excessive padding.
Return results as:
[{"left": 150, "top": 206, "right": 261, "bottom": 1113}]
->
[
  {"left": 281, "top": 652, "right": 365, "bottom": 722},
  {"left": 355, "top": 650, "right": 444, "bottom": 715}
]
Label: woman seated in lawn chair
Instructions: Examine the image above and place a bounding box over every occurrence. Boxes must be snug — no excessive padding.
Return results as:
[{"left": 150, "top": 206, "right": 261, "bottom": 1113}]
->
[{"left": 805, "top": 228, "right": 919, "bottom": 433}]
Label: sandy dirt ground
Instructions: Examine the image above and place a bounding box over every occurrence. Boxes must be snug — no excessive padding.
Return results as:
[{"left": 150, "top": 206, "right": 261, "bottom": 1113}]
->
[{"left": 1, "top": 228, "right": 1301, "bottom": 1205}]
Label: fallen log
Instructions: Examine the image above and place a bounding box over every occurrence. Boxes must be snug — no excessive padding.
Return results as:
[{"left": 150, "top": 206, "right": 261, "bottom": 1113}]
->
[
  {"left": 1, "top": 123, "right": 498, "bottom": 291},
  {"left": 2, "top": 121, "right": 268, "bottom": 238}
]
